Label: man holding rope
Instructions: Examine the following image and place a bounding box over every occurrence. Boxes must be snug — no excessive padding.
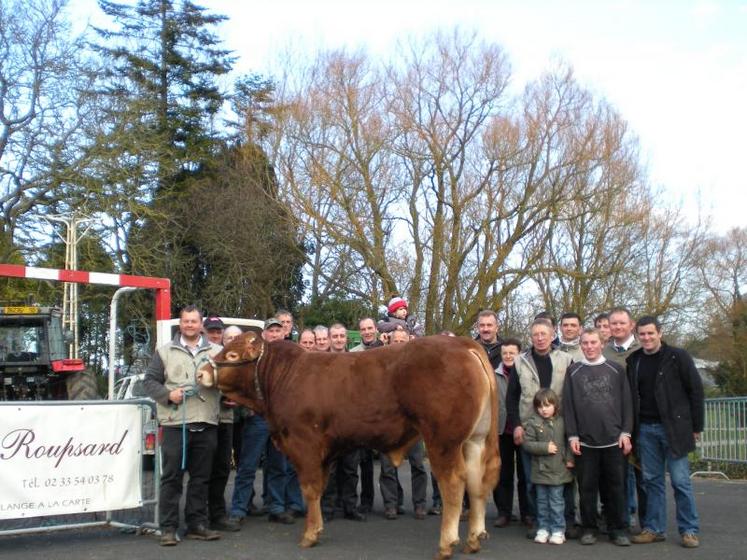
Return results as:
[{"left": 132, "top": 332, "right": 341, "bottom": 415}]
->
[{"left": 143, "top": 305, "right": 222, "bottom": 546}]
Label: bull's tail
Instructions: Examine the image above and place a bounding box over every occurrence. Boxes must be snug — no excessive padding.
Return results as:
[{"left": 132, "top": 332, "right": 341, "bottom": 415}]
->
[{"left": 468, "top": 348, "right": 500, "bottom": 491}]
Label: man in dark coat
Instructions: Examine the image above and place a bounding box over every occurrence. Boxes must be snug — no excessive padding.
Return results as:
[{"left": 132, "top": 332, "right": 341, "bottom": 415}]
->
[{"left": 628, "top": 316, "right": 704, "bottom": 549}]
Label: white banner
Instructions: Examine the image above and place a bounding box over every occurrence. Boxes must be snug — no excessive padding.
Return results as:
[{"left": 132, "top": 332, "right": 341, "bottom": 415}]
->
[{"left": 0, "top": 402, "right": 143, "bottom": 519}]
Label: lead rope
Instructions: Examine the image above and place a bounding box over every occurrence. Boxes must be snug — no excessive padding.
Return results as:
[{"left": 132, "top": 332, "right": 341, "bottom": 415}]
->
[{"left": 178, "top": 354, "right": 213, "bottom": 469}]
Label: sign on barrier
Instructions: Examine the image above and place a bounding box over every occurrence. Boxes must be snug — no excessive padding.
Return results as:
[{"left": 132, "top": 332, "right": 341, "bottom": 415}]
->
[{"left": 0, "top": 402, "right": 143, "bottom": 520}]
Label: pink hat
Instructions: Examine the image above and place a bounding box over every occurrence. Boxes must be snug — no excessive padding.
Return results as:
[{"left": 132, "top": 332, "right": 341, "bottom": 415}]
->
[{"left": 387, "top": 297, "right": 408, "bottom": 314}]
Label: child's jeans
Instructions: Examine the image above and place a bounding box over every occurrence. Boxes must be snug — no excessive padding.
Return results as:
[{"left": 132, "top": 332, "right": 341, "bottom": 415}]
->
[{"left": 535, "top": 483, "right": 566, "bottom": 534}]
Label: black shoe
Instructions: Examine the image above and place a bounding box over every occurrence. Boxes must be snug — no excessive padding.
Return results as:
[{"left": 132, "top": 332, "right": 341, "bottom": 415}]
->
[
  {"left": 344, "top": 510, "right": 367, "bottom": 522},
  {"left": 358, "top": 504, "right": 372, "bottom": 514},
  {"left": 565, "top": 524, "right": 580, "bottom": 540},
  {"left": 494, "top": 515, "right": 509, "bottom": 528},
  {"left": 210, "top": 516, "right": 241, "bottom": 532},
  {"left": 526, "top": 523, "right": 537, "bottom": 540},
  {"left": 159, "top": 528, "right": 178, "bottom": 546},
  {"left": 290, "top": 509, "right": 306, "bottom": 518},
  {"left": 185, "top": 524, "right": 221, "bottom": 541},
  {"left": 384, "top": 508, "right": 398, "bottom": 520},
  {"left": 397, "top": 505, "right": 405, "bottom": 515},
  {"left": 414, "top": 507, "right": 426, "bottom": 520},
  {"left": 268, "top": 511, "right": 295, "bottom": 524}
]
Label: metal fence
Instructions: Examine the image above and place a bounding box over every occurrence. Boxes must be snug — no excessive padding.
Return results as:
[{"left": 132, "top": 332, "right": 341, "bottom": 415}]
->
[{"left": 693, "top": 396, "right": 747, "bottom": 479}]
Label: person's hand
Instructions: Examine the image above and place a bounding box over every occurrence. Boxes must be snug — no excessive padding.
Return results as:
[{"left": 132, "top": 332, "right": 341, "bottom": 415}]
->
[
  {"left": 619, "top": 434, "right": 632, "bottom": 455},
  {"left": 169, "top": 387, "right": 184, "bottom": 404},
  {"left": 570, "top": 439, "right": 582, "bottom": 456},
  {"left": 565, "top": 460, "right": 575, "bottom": 469},
  {"left": 513, "top": 426, "right": 524, "bottom": 445},
  {"left": 547, "top": 441, "right": 558, "bottom": 454},
  {"left": 694, "top": 432, "right": 701, "bottom": 442}
]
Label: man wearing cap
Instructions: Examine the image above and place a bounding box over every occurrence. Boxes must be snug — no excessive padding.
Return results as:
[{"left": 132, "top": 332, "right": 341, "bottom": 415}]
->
[
  {"left": 143, "top": 305, "right": 222, "bottom": 546},
  {"left": 203, "top": 316, "right": 225, "bottom": 345},
  {"left": 229, "top": 318, "right": 304, "bottom": 526},
  {"left": 203, "top": 317, "right": 240, "bottom": 532}
]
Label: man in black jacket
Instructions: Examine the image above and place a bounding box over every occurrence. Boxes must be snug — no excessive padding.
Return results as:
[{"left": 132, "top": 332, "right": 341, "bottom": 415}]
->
[{"left": 628, "top": 316, "right": 704, "bottom": 549}]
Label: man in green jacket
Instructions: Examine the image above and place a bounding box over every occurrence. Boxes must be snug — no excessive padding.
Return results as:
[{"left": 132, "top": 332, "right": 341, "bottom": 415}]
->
[{"left": 144, "top": 305, "right": 221, "bottom": 546}]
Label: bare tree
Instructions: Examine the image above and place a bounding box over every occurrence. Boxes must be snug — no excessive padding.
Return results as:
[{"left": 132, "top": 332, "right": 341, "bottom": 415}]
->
[{"left": 0, "top": 0, "right": 93, "bottom": 259}]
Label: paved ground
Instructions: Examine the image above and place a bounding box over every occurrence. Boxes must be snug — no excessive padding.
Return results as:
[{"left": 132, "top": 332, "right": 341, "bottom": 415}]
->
[{"left": 1, "top": 468, "right": 744, "bottom": 560}]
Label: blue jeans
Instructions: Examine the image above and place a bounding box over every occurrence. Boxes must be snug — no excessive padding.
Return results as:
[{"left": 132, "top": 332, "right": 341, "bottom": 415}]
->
[
  {"left": 638, "top": 422, "right": 699, "bottom": 535},
  {"left": 230, "top": 415, "right": 304, "bottom": 516},
  {"left": 522, "top": 447, "right": 575, "bottom": 525},
  {"left": 535, "top": 484, "right": 565, "bottom": 534},
  {"left": 230, "top": 414, "right": 269, "bottom": 517},
  {"left": 266, "top": 448, "right": 305, "bottom": 515}
]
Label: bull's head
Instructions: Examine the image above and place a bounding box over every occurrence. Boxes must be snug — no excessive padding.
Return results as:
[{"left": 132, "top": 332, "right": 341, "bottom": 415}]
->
[{"left": 197, "top": 331, "right": 264, "bottom": 410}]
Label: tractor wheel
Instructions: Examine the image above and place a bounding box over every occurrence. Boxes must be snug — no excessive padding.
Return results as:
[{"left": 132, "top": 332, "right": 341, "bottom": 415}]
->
[{"left": 66, "top": 370, "right": 99, "bottom": 400}]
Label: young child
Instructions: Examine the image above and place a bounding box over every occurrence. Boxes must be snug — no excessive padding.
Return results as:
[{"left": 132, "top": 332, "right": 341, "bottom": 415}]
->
[
  {"left": 377, "top": 296, "right": 424, "bottom": 337},
  {"left": 522, "top": 388, "right": 574, "bottom": 545}
]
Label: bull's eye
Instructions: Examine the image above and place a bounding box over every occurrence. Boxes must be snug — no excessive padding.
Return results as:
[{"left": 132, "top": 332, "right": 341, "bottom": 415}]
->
[{"left": 226, "top": 351, "right": 240, "bottom": 361}]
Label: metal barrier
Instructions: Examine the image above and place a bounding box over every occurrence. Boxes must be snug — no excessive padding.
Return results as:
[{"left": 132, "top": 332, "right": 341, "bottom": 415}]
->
[
  {"left": 0, "top": 399, "right": 160, "bottom": 536},
  {"left": 692, "top": 396, "right": 747, "bottom": 479}
]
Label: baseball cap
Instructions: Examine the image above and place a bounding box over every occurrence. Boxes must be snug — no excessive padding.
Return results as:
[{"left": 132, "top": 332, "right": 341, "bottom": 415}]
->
[
  {"left": 203, "top": 316, "right": 225, "bottom": 330},
  {"left": 264, "top": 318, "right": 283, "bottom": 330}
]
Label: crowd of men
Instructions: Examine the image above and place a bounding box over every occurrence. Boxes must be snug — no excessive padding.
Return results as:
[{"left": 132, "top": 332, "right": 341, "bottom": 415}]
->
[{"left": 143, "top": 300, "right": 704, "bottom": 550}]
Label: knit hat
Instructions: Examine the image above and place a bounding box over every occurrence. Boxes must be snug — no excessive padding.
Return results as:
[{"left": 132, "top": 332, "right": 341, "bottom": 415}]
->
[{"left": 387, "top": 297, "right": 408, "bottom": 314}]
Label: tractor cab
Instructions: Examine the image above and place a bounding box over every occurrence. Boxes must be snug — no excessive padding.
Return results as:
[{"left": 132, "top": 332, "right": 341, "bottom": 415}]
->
[{"left": 0, "top": 305, "right": 88, "bottom": 400}]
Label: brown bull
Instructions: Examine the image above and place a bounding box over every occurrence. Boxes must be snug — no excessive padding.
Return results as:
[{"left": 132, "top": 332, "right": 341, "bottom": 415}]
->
[{"left": 198, "top": 333, "right": 499, "bottom": 559}]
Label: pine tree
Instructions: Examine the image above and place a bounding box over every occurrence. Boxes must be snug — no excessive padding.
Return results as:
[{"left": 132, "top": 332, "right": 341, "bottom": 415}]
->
[{"left": 88, "top": 0, "right": 234, "bottom": 281}]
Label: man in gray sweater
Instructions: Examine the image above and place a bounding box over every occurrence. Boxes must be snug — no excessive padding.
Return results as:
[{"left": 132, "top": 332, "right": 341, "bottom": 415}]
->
[{"left": 564, "top": 328, "right": 633, "bottom": 546}]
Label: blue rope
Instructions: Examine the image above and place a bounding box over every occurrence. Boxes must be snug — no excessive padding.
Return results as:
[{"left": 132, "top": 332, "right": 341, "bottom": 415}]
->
[
  {"left": 177, "top": 355, "right": 213, "bottom": 469},
  {"left": 179, "top": 385, "right": 199, "bottom": 470}
]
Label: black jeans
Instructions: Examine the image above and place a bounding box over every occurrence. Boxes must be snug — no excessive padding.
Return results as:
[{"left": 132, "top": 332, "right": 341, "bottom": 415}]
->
[
  {"left": 576, "top": 445, "right": 626, "bottom": 532},
  {"left": 494, "top": 432, "right": 528, "bottom": 518},
  {"left": 322, "top": 449, "right": 361, "bottom": 515},
  {"left": 160, "top": 425, "right": 217, "bottom": 530},
  {"left": 359, "top": 448, "right": 374, "bottom": 510},
  {"left": 208, "top": 422, "right": 233, "bottom": 522}
]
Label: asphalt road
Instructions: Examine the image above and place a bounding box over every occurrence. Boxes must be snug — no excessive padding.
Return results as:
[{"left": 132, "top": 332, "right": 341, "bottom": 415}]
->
[{"left": 1, "top": 468, "right": 744, "bottom": 560}]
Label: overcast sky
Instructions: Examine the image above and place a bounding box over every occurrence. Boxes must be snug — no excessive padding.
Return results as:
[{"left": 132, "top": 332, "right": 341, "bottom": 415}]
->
[{"left": 70, "top": 0, "right": 747, "bottom": 231}]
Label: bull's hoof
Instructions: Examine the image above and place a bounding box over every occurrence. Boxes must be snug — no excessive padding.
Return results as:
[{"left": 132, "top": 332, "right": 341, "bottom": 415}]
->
[
  {"left": 433, "top": 539, "right": 460, "bottom": 560},
  {"left": 462, "top": 538, "right": 481, "bottom": 554},
  {"left": 299, "top": 536, "right": 318, "bottom": 548},
  {"left": 478, "top": 530, "right": 489, "bottom": 541}
]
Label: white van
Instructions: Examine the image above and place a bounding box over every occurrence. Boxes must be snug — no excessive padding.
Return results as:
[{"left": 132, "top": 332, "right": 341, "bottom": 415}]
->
[{"left": 112, "top": 373, "right": 158, "bottom": 470}]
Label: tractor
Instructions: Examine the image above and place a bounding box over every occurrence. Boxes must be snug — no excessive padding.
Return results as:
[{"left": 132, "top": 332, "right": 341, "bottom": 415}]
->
[{"left": 0, "top": 304, "right": 98, "bottom": 400}]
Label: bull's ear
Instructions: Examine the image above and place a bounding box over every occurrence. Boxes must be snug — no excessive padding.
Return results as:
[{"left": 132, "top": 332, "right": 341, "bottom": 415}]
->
[{"left": 241, "top": 332, "right": 262, "bottom": 360}]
